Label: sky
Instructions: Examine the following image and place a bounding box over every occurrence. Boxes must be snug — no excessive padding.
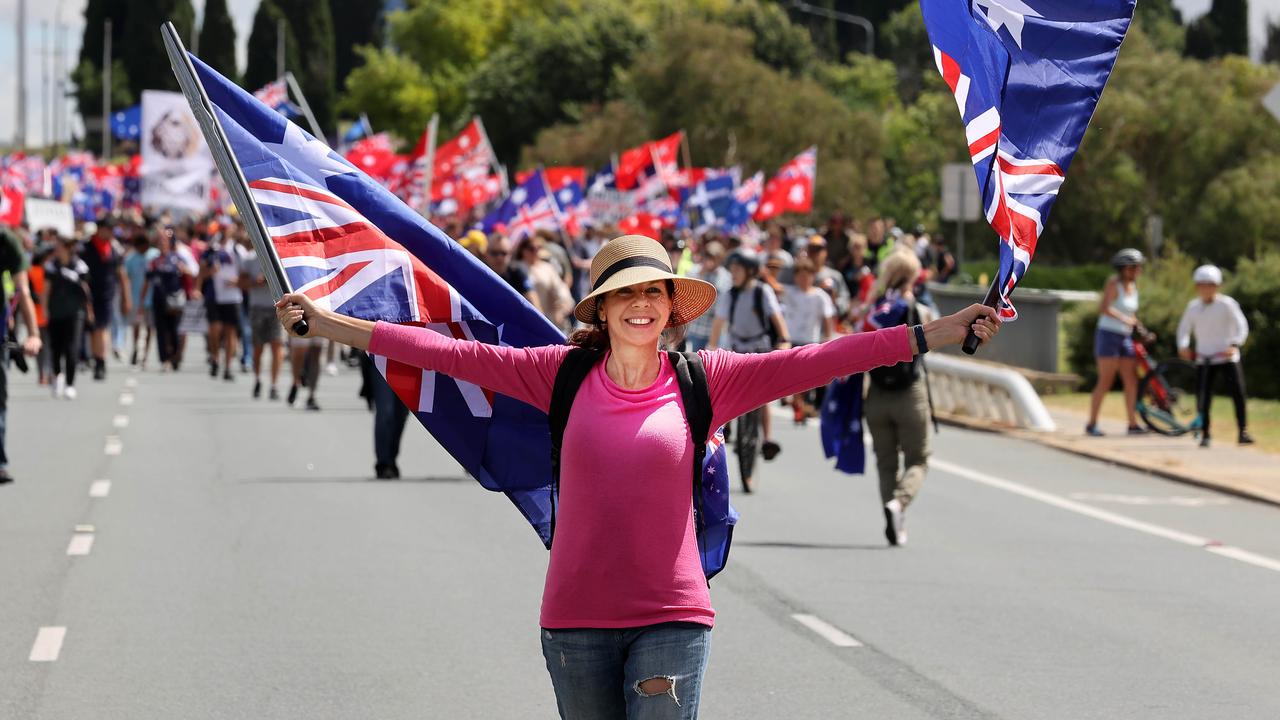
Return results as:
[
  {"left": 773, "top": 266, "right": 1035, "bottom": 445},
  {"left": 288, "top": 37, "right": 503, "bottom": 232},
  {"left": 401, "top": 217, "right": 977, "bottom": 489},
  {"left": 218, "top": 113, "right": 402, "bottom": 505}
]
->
[{"left": 0, "top": 0, "right": 1277, "bottom": 147}]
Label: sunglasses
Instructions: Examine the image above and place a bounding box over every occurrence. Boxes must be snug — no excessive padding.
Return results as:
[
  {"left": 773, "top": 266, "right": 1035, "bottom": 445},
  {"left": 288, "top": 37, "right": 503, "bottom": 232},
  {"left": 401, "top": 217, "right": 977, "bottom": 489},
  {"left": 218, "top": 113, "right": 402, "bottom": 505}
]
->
[{"left": 488, "top": 250, "right": 510, "bottom": 257}]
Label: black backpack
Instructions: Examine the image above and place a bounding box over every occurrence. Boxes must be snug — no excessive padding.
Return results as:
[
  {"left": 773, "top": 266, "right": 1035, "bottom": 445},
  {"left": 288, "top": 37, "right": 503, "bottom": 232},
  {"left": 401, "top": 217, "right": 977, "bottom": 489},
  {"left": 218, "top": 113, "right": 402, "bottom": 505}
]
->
[
  {"left": 728, "top": 283, "right": 779, "bottom": 347},
  {"left": 547, "top": 347, "right": 736, "bottom": 580},
  {"left": 868, "top": 300, "right": 921, "bottom": 391}
]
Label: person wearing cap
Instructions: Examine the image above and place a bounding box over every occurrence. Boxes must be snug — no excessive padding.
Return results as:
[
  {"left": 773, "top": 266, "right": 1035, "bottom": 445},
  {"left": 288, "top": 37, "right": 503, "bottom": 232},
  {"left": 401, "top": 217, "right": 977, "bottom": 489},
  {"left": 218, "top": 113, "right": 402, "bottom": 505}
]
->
[
  {"left": 459, "top": 229, "right": 488, "bottom": 260},
  {"left": 274, "top": 234, "right": 999, "bottom": 716},
  {"left": 1086, "top": 248, "right": 1148, "bottom": 437},
  {"left": 1177, "top": 265, "right": 1252, "bottom": 447}
]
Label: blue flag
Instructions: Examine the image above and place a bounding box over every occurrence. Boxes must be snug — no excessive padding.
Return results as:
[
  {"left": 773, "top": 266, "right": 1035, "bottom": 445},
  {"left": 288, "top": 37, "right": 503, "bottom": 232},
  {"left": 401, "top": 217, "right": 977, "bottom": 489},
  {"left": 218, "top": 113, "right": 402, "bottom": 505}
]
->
[
  {"left": 480, "top": 169, "right": 562, "bottom": 241},
  {"left": 111, "top": 105, "right": 142, "bottom": 141},
  {"left": 680, "top": 174, "right": 738, "bottom": 234},
  {"left": 921, "top": 0, "right": 1134, "bottom": 318},
  {"left": 819, "top": 375, "right": 865, "bottom": 475},
  {"left": 189, "top": 54, "right": 566, "bottom": 544},
  {"left": 342, "top": 115, "right": 373, "bottom": 145}
]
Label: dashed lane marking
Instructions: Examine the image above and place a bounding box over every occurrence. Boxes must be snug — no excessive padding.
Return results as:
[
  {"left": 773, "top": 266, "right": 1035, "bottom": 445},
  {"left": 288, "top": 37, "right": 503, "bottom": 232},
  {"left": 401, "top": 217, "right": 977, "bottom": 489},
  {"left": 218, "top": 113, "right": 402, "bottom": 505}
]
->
[
  {"left": 66, "top": 532, "right": 94, "bottom": 556},
  {"left": 112, "top": 414, "right": 129, "bottom": 428},
  {"left": 791, "top": 614, "right": 863, "bottom": 647},
  {"left": 104, "top": 436, "right": 122, "bottom": 455},
  {"left": 89, "top": 480, "right": 111, "bottom": 498},
  {"left": 124, "top": 378, "right": 137, "bottom": 388},
  {"left": 29, "top": 627, "right": 66, "bottom": 662},
  {"left": 118, "top": 393, "right": 134, "bottom": 406}
]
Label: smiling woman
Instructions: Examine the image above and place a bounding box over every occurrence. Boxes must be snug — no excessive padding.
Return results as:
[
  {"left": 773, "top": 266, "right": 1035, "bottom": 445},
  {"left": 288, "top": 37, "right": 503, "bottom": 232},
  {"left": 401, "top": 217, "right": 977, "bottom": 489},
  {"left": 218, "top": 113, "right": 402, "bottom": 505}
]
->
[{"left": 272, "top": 234, "right": 1000, "bottom": 718}]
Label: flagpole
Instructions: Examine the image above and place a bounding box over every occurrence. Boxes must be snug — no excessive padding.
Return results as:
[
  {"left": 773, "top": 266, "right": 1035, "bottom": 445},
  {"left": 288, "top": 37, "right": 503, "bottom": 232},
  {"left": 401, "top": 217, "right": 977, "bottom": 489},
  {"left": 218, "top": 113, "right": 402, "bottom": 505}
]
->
[
  {"left": 283, "top": 71, "right": 325, "bottom": 141},
  {"left": 473, "top": 116, "right": 507, "bottom": 195},
  {"left": 679, "top": 130, "right": 691, "bottom": 172},
  {"left": 420, "top": 113, "right": 438, "bottom": 219},
  {"left": 160, "top": 21, "right": 307, "bottom": 336}
]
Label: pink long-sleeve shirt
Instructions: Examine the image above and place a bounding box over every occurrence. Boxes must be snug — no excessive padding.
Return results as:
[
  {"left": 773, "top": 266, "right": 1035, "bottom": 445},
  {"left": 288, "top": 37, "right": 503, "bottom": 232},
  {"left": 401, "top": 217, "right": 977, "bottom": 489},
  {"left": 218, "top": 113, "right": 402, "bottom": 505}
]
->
[{"left": 367, "top": 322, "right": 912, "bottom": 629}]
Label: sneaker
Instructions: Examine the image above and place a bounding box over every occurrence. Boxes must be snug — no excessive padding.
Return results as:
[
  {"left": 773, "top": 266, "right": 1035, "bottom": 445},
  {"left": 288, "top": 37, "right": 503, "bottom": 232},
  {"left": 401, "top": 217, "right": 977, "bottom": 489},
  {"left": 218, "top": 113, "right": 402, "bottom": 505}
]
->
[
  {"left": 1200, "top": 435, "right": 1211, "bottom": 448},
  {"left": 1085, "top": 424, "right": 1105, "bottom": 437},
  {"left": 0, "top": 469, "right": 12, "bottom": 485},
  {"left": 64, "top": 386, "right": 78, "bottom": 400},
  {"left": 223, "top": 370, "right": 234, "bottom": 382},
  {"left": 240, "top": 360, "right": 250, "bottom": 374},
  {"left": 1127, "top": 425, "right": 1149, "bottom": 435},
  {"left": 1239, "top": 431, "right": 1255, "bottom": 446},
  {"left": 269, "top": 386, "right": 280, "bottom": 401},
  {"left": 286, "top": 384, "right": 299, "bottom": 407},
  {"left": 761, "top": 440, "right": 782, "bottom": 461},
  {"left": 740, "top": 475, "right": 755, "bottom": 494},
  {"left": 130, "top": 349, "right": 138, "bottom": 366},
  {"left": 53, "top": 373, "right": 66, "bottom": 399},
  {"left": 305, "top": 397, "right": 321, "bottom": 412},
  {"left": 884, "top": 499, "right": 905, "bottom": 547},
  {"left": 326, "top": 362, "right": 338, "bottom": 377},
  {"left": 375, "top": 464, "right": 396, "bottom": 480},
  {"left": 93, "top": 363, "right": 106, "bottom": 381},
  {"left": 210, "top": 361, "right": 219, "bottom": 378},
  {"left": 252, "top": 379, "right": 262, "bottom": 399}
]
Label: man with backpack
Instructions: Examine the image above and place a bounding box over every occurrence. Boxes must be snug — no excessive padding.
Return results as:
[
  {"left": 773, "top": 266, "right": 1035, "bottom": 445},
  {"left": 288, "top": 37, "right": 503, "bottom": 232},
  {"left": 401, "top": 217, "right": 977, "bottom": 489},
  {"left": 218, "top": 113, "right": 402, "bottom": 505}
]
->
[{"left": 707, "top": 248, "right": 791, "bottom": 492}]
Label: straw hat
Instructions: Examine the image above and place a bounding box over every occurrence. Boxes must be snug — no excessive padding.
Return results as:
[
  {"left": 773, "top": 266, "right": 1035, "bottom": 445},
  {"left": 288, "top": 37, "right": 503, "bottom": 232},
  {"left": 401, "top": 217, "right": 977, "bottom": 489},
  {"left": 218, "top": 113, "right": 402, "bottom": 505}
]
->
[{"left": 574, "top": 235, "right": 718, "bottom": 326}]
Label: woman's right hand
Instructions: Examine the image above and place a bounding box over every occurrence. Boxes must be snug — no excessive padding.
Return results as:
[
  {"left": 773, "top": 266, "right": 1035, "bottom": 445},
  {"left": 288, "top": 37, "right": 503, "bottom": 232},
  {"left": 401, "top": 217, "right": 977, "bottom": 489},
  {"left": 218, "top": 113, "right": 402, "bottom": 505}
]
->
[{"left": 275, "top": 292, "right": 324, "bottom": 339}]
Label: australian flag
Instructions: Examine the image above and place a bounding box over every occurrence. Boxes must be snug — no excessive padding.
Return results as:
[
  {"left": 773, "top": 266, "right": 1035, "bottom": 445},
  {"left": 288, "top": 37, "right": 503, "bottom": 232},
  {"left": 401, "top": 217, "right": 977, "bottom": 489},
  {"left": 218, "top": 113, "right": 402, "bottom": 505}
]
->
[
  {"left": 680, "top": 174, "right": 738, "bottom": 234},
  {"left": 480, "top": 169, "right": 562, "bottom": 241},
  {"left": 189, "top": 54, "right": 566, "bottom": 544},
  {"left": 921, "top": 0, "right": 1134, "bottom": 319}
]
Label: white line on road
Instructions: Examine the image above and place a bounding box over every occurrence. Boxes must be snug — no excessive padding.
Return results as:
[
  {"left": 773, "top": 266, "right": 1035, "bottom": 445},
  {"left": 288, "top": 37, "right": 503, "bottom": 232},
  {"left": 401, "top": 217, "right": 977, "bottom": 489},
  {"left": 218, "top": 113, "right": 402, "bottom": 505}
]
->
[
  {"left": 29, "top": 627, "right": 66, "bottom": 662},
  {"left": 933, "top": 458, "right": 1280, "bottom": 574},
  {"left": 118, "top": 393, "right": 134, "bottom": 406},
  {"left": 89, "top": 480, "right": 111, "bottom": 498},
  {"left": 66, "top": 533, "right": 94, "bottom": 556},
  {"left": 124, "top": 377, "right": 137, "bottom": 388},
  {"left": 104, "top": 436, "right": 122, "bottom": 455},
  {"left": 112, "top": 414, "right": 129, "bottom": 428},
  {"left": 1068, "top": 492, "right": 1229, "bottom": 507},
  {"left": 791, "top": 614, "right": 863, "bottom": 647}
]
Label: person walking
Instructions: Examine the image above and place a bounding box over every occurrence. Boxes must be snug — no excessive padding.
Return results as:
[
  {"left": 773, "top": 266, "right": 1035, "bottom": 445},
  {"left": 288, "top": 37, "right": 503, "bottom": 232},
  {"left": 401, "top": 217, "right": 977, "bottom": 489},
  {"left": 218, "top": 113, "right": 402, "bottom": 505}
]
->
[
  {"left": 42, "top": 238, "right": 92, "bottom": 399},
  {"left": 80, "top": 221, "right": 130, "bottom": 381},
  {"left": 861, "top": 249, "right": 934, "bottom": 547},
  {"left": 1086, "top": 248, "right": 1147, "bottom": 437},
  {"left": 0, "top": 227, "right": 43, "bottom": 484},
  {"left": 485, "top": 233, "right": 541, "bottom": 311},
  {"left": 782, "top": 258, "right": 836, "bottom": 423},
  {"left": 124, "top": 233, "right": 158, "bottom": 367},
  {"left": 241, "top": 245, "right": 285, "bottom": 400},
  {"left": 684, "top": 241, "right": 731, "bottom": 352},
  {"left": 199, "top": 230, "right": 247, "bottom": 381},
  {"left": 517, "top": 234, "right": 574, "bottom": 330},
  {"left": 274, "top": 234, "right": 1000, "bottom": 718},
  {"left": 1177, "top": 265, "right": 1252, "bottom": 447},
  {"left": 138, "top": 229, "right": 194, "bottom": 372}
]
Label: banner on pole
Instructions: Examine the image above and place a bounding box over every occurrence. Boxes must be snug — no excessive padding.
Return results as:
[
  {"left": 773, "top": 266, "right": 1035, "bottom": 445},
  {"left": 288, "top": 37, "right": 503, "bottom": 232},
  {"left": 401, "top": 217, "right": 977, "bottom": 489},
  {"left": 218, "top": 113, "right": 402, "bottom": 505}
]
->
[
  {"left": 140, "top": 90, "right": 214, "bottom": 215},
  {"left": 23, "top": 198, "right": 75, "bottom": 236}
]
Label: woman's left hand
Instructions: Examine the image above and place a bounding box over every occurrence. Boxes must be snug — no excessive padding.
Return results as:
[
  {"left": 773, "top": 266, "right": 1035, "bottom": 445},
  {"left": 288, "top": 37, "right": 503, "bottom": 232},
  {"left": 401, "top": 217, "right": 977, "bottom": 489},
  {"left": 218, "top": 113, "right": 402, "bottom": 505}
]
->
[{"left": 922, "top": 303, "right": 1002, "bottom": 350}]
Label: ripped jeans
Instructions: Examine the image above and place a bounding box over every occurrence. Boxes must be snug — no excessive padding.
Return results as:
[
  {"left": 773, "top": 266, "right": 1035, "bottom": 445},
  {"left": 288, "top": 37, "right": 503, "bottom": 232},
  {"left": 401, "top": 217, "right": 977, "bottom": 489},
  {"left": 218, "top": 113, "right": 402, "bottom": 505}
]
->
[{"left": 541, "top": 622, "right": 712, "bottom": 719}]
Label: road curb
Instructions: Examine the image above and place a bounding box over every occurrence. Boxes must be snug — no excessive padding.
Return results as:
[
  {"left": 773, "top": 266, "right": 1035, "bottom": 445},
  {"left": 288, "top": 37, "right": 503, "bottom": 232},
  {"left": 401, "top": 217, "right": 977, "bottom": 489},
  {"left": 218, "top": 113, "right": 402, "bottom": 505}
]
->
[{"left": 934, "top": 412, "right": 1280, "bottom": 509}]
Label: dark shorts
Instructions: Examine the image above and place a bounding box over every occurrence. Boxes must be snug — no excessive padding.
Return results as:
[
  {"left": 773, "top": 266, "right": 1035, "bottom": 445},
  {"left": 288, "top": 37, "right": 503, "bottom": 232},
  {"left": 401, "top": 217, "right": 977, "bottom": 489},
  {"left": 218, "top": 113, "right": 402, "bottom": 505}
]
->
[
  {"left": 210, "top": 303, "right": 241, "bottom": 328},
  {"left": 1094, "top": 328, "right": 1135, "bottom": 359},
  {"left": 90, "top": 297, "right": 113, "bottom": 330}
]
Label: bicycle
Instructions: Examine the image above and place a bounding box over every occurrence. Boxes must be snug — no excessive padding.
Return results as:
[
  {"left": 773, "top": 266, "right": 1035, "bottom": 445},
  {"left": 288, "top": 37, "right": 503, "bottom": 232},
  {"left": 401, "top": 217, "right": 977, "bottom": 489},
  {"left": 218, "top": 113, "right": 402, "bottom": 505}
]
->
[{"left": 1134, "top": 331, "right": 1226, "bottom": 437}]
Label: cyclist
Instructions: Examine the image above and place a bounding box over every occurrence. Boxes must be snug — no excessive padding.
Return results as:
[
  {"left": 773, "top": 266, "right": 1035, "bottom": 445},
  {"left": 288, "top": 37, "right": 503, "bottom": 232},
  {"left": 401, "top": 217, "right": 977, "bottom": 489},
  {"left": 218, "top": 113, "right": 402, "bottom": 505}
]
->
[
  {"left": 1086, "top": 248, "right": 1147, "bottom": 437},
  {"left": 1176, "top": 264, "right": 1252, "bottom": 447},
  {"left": 707, "top": 248, "right": 791, "bottom": 492}
]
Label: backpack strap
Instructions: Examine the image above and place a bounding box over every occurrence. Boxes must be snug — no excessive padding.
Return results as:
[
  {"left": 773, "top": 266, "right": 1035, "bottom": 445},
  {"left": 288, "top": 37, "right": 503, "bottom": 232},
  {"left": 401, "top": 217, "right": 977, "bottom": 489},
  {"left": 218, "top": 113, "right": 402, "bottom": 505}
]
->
[
  {"left": 667, "top": 350, "right": 712, "bottom": 546},
  {"left": 752, "top": 283, "right": 766, "bottom": 327},
  {"left": 546, "top": 346, "right": 603, "bottom": 548}
]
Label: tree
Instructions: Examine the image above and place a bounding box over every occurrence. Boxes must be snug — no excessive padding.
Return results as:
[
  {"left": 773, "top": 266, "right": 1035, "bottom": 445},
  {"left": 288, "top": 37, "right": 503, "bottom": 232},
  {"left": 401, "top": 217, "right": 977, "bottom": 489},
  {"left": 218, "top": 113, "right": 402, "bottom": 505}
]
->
[
  {"left": 469, "top": 0, "right": 646, "bottom": 164},
  {"left": 74, "top": 0, "right": 130, "bottom": 133},
  {"left": 1186, "top": 0, "right": 1250, "bottom": 58},
  {"left": 119, "top": 0, "right": 195, "bottom": 96},
  {"left": 329, "top": 0, "right": 385, "bottom": 92},
  {"left": 1134, "top": 0, "right": 1186, "bottom": 53},
  {"left": 275, "top": 0, "right": 336, "bottom": 134},
  {"left": 70, "top": 60, "right": 133, "bottom": 154},
  {"left": 719, "top": 0, "right": 815, "bottom": 76},
  {"left": 880, "top": 4, "right": 932, "bottom": 102},
  {"left": 337, "top": 47, "right": 437, "bottom": 143},
  {"left": 198, "top": 0, "right": 238, "bottom": 81},
  {"left": 1264, "top": 19, "right": 1280, "bottom": 63},
  {"left": 244, "top": 1, "right": 299, "bottom": 93}
]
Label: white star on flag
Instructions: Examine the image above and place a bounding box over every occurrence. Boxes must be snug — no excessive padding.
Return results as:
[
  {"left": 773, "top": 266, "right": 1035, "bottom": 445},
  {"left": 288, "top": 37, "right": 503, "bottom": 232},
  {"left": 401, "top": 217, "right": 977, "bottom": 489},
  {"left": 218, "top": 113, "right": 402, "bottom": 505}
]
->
[
  {"left": 265, "top": 123, "right": 356, "bottom": 180},
  {"left": 974, "top": 0, "right": 1042, "bottom": 49}
]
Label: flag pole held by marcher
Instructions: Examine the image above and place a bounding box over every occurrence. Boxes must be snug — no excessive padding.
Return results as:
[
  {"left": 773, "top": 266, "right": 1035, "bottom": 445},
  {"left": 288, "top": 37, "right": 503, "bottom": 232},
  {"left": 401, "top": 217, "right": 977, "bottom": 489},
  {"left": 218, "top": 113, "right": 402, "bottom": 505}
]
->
[
  {"left": 159, "top": 21, "right": 308, "bottom": 336},
  {"left": 962, "top": 278, "right": 1001, "bottom": 355}
]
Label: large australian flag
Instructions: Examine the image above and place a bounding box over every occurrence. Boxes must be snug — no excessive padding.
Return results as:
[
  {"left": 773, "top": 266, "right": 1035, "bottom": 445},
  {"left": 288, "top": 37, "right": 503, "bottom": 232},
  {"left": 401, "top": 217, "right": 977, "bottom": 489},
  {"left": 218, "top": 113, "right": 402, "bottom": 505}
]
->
[
  {"left": 921, "top": 0, "right": 1134, "bottom": 319},
  {"left": 188, "top": 54, "right": 566, "bottom": 544}
]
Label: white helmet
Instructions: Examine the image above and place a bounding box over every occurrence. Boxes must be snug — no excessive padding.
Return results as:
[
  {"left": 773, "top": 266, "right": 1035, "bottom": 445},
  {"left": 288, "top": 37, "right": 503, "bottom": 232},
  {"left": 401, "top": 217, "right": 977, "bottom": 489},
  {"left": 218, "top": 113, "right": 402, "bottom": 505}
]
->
[{"left": 1192, "top": 264, "right": 1222, "bottom": 285}]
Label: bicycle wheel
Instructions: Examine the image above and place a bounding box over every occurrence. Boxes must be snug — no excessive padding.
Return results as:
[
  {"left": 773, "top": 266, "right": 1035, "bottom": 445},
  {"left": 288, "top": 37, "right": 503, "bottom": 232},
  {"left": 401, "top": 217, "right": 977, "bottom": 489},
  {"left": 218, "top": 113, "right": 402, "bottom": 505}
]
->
[{"left": 1137, "top": 360, "right": 1198, "bottom": 436}]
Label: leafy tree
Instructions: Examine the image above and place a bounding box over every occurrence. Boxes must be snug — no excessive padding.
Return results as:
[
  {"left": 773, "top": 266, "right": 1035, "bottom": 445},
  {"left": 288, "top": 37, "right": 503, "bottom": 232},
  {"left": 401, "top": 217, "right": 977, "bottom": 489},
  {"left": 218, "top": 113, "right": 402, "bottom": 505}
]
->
[
  {"left": 1264, "top": 19, "right": 1280, "bottom": 63},
  {"left": 1186, "top": 0, "right": 1250, "bottom": 58},
  {"left": 74, "top": 0, "right": 130, "bottom": 129},
  {"left": 120, "top": 0, "right": 195, "bottom": 95},
  {"left": 244, "top": 1, "right": 299, "bottom": 93},
  {"left": 337, "top": 47, "right": 438, "bottom": 143},
  {"left": 469, "top": 0, "right": 646, "bottom": 164},
  {"left": 329, "top": 0, "right": 385, "bottom": 91},
  {"left": 880, "top": 4, "right": 932, "bottom": 102},
  {"left": 198, "top": 0, "right": 238, "bottom": 81},
  {"left": 1134, "top": 0, "right": 1186, "bottom": 53},
  {"left": 816, "top": 54, "right": 900, "bottom": 114},
  {"left": 275, "top": 0, "right": 337, "bottom": 134},
  {"left": 719, "top": 0, "right": 815, "bottom": 75},
  {"left": 70, "top": 59, "right": 133, "bottom": 154}
]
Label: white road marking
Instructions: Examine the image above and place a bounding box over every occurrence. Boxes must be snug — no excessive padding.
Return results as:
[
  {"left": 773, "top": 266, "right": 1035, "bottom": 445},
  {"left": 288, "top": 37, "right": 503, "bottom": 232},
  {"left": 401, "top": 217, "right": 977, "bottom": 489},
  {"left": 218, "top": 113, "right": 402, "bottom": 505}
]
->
[
  {"left": 118, "top": 393, "right": 134, "bottom": 406},
  {"left": 104, "top": 436, "right": 122, "bottom": 455},
  {"left": 124, "top": 377, "right": 137, "bottom": 388},
  {"left": 112, "top": 414, "right": 129, "bottom": 428},
  {"left": 66, "top": 533, "right": 94, "bottom": 556},
  {"left": 74, "top": 524, "right": 94, "bottom": 533},
  {"left": 89, "top": 480, "right": 112, "bottom": 498},
  {"left": 1068, "top": 492, "right": 1229, "bottom": 507},
  {"left": 933, "top": 458, "right": 1280, "bottom": 574},
  {"left": 791, "top": 614, "right": 863, "bottom": 647},
  {"left": 29, "top": 627, "right": 66, "bottom": 662}
]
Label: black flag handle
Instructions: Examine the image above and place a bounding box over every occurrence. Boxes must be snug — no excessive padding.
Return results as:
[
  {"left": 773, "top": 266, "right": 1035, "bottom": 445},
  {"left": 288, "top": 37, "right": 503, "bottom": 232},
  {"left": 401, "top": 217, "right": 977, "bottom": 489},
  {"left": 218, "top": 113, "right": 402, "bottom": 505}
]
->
[
  {"left": 159, "top": 22, "right": 308, "bottom": 337},
  {"left": 962, "top": 278, "right": 1002, "bottom": 355}
]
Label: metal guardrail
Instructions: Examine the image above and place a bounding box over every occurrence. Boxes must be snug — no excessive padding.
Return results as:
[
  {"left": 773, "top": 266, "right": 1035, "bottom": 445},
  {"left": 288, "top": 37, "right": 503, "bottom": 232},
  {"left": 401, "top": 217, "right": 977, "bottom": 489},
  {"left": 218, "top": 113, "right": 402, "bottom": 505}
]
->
[{"left": 925, "top": 353, "right": 1057, "bottom": 432}]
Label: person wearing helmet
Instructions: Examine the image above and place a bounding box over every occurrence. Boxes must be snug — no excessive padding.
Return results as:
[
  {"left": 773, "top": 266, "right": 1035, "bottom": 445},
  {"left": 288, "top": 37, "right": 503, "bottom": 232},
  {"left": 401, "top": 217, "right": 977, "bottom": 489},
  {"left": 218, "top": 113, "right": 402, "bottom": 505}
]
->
[
  {"left": 1086, "top": 248, "right": 1147, "bottom": 437},
  {"left": 1177, "top": 265, "right": 1252, "bottom": 447},
  {"left": 708, "top": 247, "right": 792, "bottom": 492}
]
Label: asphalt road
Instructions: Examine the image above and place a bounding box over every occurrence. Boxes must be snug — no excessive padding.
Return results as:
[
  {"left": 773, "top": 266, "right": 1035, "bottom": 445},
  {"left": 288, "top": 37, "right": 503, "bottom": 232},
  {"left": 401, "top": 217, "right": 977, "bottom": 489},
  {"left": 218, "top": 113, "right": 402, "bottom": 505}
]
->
[{"left": 2, "top": 354, "right": 1278, "bottom": 719}]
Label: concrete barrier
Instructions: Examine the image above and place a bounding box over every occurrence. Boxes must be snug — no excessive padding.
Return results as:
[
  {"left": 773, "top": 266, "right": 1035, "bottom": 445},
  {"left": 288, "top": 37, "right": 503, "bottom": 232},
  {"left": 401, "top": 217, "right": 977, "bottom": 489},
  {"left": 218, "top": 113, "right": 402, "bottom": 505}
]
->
[{"left": 924, "top": 353, "right": 1057, "bottom": 432}]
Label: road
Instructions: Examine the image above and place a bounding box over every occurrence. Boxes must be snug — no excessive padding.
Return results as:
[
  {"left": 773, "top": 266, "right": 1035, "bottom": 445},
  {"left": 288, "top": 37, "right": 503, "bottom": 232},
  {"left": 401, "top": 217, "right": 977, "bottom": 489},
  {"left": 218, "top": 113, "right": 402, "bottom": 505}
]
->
[{"left": 3, "top": 355, "right": 1278, "bottom": 719}]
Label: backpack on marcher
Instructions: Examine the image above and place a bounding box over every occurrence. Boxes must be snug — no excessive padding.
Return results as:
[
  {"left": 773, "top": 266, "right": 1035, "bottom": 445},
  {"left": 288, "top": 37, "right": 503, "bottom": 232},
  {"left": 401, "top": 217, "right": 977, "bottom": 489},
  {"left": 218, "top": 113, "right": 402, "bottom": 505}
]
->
[
  {"left": 727, "top": 283, "right": 779, "bottom": 347},
  {"left": 547, "top": 348, "right": 737, "bottom": 581},
  {"left": 868, "top": 300, "right": 922, "bottom": 391}
]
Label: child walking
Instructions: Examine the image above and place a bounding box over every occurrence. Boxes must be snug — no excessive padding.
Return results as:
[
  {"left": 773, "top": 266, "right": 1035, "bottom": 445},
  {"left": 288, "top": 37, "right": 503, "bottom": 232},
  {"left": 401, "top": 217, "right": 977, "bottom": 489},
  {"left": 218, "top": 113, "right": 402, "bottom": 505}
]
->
[{"left": 1176, "top": 264, "right": 1252, "bottom": 447}]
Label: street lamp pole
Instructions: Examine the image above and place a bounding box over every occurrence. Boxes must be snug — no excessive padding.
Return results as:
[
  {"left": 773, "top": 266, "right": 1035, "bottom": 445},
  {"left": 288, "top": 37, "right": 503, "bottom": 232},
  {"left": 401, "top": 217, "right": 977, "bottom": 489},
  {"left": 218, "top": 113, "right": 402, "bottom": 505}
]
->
[{"left": 787, "top": 0, "right": 875, "bottom": 57}]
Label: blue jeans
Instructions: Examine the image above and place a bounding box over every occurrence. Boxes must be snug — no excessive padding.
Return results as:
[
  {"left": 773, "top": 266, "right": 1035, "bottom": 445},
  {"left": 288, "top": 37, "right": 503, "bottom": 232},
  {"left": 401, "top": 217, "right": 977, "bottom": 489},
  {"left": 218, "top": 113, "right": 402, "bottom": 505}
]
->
[
  {"left": 541, "top": 622, "right": 712, "bottom": 720},
  {"left": 371, "top": 370, "right": 409, "bottom": 467}
]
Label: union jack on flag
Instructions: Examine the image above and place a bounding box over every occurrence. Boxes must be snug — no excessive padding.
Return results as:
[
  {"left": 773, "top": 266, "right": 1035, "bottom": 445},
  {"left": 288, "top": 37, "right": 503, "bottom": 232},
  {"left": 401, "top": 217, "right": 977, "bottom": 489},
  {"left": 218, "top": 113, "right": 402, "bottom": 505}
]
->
[
  {"left": 921, "top": 0, "right": 1135, "bottom": 319},
  {"left": 252, "top": 78, "right": 302, "bottom": 119},
  {"left": 480, "top": 169, "right": 562, "bottom": 241},
  {"left": 189, "top": 54, "right": 566, "bottom": 544}
]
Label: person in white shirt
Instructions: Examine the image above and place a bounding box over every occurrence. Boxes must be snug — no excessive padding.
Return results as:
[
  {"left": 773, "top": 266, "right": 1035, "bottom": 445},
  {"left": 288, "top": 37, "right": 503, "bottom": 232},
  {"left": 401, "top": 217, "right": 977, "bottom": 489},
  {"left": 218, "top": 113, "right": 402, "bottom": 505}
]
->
[
  {"left": 1176, "top": 264, "right": 1252, "bottom": 447},
  {"left": 782, "top": 258, "right": 836, "bottom": 423}
]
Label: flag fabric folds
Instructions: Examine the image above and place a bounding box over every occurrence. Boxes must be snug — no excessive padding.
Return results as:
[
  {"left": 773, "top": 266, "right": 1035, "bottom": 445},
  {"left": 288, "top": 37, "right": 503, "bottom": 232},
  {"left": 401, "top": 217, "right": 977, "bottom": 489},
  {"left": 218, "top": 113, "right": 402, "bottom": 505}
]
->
[
  {"left": 754, "top": 147, "right": 816, "bottom": 222},
  {"left": 188, "top": 54, "right": 566, "bottom": 544},
  {"left": 920, "top": 0, "right": 1135, "bottom": 319},
  {"left": 252, "top": 78, "right": 302, "bottom": 119},
  {"left": 480, "top": 169, "right": 562, "bottom": 241}
]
